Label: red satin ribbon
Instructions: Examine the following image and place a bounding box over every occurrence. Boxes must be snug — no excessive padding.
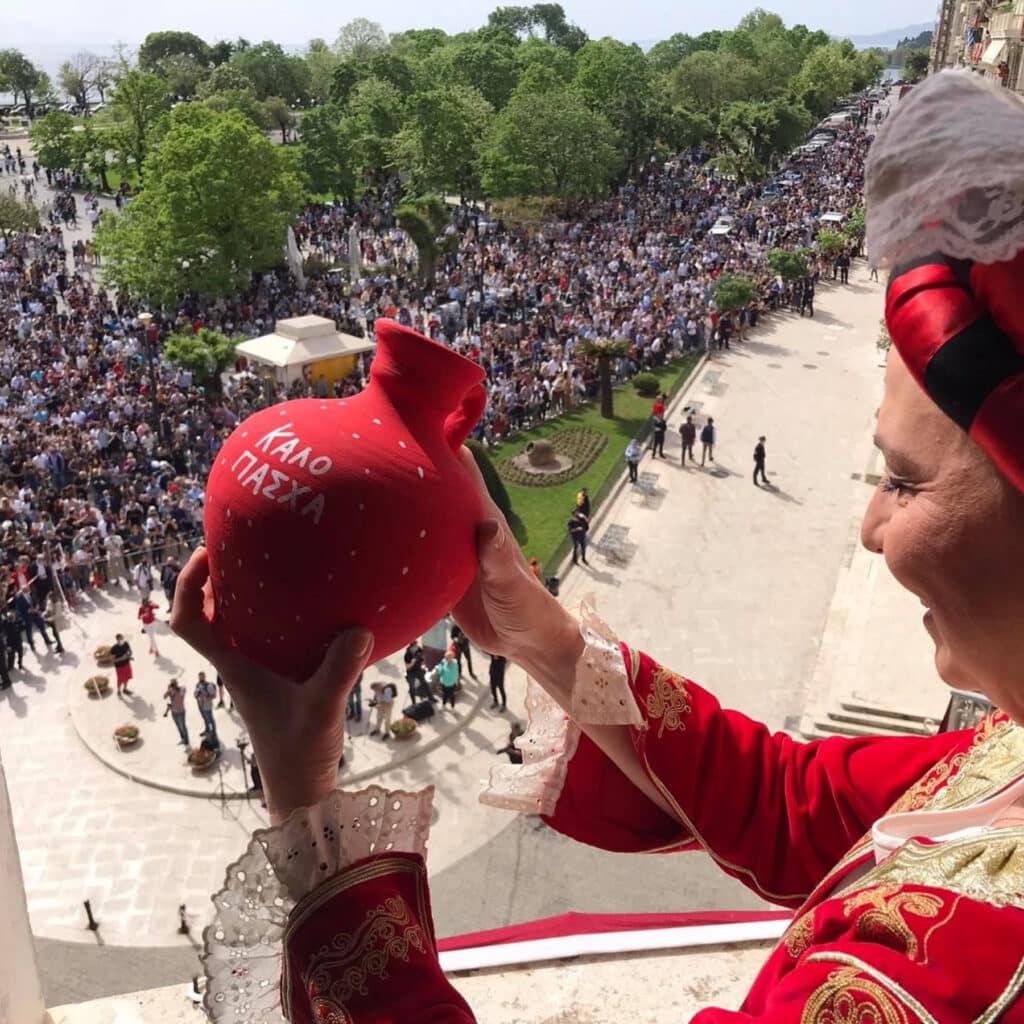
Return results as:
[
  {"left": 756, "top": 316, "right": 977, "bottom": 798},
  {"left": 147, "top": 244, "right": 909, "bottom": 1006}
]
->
[{"left": 886, "top": 260, "right": 1024, "bottom": 494}]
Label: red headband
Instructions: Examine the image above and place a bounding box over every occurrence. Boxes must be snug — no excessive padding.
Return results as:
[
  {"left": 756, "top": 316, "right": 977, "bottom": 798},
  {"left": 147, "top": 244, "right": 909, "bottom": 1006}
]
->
[{"left": 885, "top": 253, "right": 1024, "bottom": 493}]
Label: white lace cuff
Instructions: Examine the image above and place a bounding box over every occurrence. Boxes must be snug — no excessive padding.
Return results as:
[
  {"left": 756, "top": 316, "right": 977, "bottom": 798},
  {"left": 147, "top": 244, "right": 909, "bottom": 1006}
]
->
[
  {"left": 202, "top": 784, "right": 433, "bottom": 1023},
  {"left": 480, "top": 598, "right": 641, "bottom": 816}
]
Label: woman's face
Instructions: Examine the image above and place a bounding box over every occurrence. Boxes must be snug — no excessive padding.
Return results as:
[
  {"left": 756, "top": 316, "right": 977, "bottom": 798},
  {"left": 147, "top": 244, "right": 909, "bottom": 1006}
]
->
[{"left": 861, "top": 351, "right": 1024, "bottom": 721}]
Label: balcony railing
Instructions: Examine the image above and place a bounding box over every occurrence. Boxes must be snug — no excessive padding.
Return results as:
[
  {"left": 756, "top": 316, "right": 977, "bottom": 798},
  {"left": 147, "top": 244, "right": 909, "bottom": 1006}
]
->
[{"left": 990, "top": 10, "right": 1024, "bottom": 37}]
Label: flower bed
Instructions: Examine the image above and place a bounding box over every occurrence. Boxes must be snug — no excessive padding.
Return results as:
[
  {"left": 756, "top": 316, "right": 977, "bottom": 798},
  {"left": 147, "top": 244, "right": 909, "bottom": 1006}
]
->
[
  {"left": 84, "top": 675, "right": 111, "bottom": 697},
  {"left": 390, "top": 717, "right": 418, "bottom": 740},
  {"left": 188, "top": 747, "right": 219, "bottom": 770},
  {"left": 113, "top": 724, "right": 140, "bottom": 748},
  {"left": 498, "top": 428, "right": 607, "bottom": 487}
]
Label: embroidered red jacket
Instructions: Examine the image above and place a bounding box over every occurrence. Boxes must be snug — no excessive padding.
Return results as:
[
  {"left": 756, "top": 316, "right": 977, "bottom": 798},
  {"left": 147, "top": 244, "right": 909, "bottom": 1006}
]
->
[{"left": 280, "top": 647, "right": 1024, "bottom": 1023}]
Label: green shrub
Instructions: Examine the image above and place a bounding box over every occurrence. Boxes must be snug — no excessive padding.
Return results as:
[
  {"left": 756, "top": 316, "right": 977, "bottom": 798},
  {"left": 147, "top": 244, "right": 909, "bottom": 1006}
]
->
[
  {"left": 466, "top": 439, "right": 514, "bottom": 521},
  {"left": 632, "top": 372, "right": 660, "bottom": 397}
]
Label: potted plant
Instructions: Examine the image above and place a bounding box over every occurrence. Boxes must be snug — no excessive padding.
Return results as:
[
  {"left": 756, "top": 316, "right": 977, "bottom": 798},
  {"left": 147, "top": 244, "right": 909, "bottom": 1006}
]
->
[
  {"left": 113, "top": 724, "right": 140, "bottom": 749},
  {"left": 93, "top": 645, "right": 115, "bottom": 668},
  {"left": 390, "top": 717, "right": 418, "bottom": 740},
  {"left": 188, "top": 747, "right": 219, "bottom": 770},
  {"left": 84, "top": 675, "right": 111, "bottom": 697}
]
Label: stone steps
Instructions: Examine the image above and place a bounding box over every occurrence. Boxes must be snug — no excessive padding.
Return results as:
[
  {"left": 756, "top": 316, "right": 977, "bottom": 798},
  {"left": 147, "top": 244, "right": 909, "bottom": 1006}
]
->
[{"left": 799, "top": 699, "right": 941, "bottom": 741}]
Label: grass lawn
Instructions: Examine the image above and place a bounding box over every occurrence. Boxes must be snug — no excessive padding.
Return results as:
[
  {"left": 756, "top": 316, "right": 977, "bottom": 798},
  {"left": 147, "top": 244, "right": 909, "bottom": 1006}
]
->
[{"left": 492, "top": 355, "right": 700, "bottom": 569}]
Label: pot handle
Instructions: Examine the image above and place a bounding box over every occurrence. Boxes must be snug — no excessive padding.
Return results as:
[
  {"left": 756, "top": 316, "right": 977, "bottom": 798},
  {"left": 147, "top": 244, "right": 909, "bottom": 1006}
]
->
[{"left": 444, "top": 384, "right": 487, "bottom": 453}]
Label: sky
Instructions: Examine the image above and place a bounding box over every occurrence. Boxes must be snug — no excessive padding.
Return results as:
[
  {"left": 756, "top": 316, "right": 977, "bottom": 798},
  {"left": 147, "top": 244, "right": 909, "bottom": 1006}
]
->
[{"left": 2, "top": 0, "right": 937, "bottom": 61}]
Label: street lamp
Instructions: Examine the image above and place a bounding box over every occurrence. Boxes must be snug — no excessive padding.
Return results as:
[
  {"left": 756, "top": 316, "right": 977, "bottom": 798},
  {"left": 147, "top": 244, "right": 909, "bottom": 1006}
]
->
[{"left": 138, "top": 311, "right": 161, "bottom": 441}]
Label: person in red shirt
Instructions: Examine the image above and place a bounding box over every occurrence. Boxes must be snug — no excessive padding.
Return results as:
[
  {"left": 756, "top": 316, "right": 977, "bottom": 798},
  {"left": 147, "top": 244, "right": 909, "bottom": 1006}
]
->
[
  {"left": 651, "top": 392, "right": 667, "bottom": 418},
  {"left": 137, "top": 598, "right": 160, "bottom": 657}
]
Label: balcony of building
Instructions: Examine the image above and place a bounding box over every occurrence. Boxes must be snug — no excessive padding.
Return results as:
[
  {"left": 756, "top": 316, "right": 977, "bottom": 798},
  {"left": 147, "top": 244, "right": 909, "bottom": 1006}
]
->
[{"left": 990, "top": 9, "right": 1024, "bottom": 38}]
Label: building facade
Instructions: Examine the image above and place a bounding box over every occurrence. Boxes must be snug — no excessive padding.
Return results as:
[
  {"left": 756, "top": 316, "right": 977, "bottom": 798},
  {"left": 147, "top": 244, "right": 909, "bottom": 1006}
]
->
[{"left": 931, "top": 0, "right": 1024, "bottom": 91}]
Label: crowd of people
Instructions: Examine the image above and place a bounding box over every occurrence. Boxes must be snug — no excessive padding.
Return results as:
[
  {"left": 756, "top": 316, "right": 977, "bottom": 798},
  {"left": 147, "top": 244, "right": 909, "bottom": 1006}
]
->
[{"left": 0, "top": 88, "right": 884, "bottom": 686}]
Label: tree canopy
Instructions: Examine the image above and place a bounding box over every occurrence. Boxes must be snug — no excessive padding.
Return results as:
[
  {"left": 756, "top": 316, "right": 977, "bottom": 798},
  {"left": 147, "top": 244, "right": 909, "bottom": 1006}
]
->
[
  {"left": 30, "top": 7, "right": 886, "bottom": 270},
  {"left": 95, "top": 106, "right": 304, "bottom": 304}
]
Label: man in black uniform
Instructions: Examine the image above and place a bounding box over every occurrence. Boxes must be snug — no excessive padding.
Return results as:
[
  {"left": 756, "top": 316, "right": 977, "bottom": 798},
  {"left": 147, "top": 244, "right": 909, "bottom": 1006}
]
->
[
  {"left": 753, "top": 435, "right": 769, "bottom": 487},
  {"left": 488, "top": 654, "right": 508, "bottom": 712},
  {"left": 403, "top": 639, "right": 431, "bottom": 703},
  {"left": 3, "top": 611, "right": 24, "bottom": 673}
]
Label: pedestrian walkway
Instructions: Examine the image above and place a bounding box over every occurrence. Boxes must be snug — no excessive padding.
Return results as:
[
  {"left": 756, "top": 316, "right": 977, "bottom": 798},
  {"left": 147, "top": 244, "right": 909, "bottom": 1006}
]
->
[
  {"left": 0, "top": 580, "right": 521, "bottom": 947},
  {"left": 557, "top": 266, "right": 903, "bottom": 732}
]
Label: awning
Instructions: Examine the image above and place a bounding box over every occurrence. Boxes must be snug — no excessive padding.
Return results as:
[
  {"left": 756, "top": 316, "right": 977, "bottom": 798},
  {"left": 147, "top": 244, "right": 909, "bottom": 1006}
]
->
[{"left": 981, "top": 39, "right": 1007, "bottom": 66}]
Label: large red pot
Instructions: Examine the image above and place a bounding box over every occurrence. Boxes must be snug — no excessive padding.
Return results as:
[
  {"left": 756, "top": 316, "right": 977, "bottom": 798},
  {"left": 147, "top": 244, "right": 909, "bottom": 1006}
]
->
[{"left": 203, "top": 320, "right": 487, "bottom": 679}]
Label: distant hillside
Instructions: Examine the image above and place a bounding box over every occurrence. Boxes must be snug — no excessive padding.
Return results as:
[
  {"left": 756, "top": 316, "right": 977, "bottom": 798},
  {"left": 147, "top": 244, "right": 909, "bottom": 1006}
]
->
[{"left": 840, "top": 22, "right": 934, "bottom": 49}]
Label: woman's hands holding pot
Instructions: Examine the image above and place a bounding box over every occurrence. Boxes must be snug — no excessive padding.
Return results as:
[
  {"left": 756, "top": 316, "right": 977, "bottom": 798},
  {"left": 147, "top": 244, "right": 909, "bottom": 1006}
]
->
[
  {"left": 452, "top": 448, "right": 583, "bottom": 684},
  {"left": 171, "top": 547, "right": 373, "bottom": 825}
]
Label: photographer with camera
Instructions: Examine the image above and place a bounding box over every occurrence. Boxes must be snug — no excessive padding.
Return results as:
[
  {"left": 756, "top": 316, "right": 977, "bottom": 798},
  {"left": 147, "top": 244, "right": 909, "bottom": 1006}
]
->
[{"left": 163, "top": 678, "right": 189, "bottom": 747}]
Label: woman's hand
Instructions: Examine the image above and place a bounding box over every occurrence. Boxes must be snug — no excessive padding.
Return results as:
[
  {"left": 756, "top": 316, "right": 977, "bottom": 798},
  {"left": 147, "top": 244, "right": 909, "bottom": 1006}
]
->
[
  {"left": 171, "top": 547, "right": 373, "bottom": 825},
  {"left": 452, "top": 448, "right": 582, "bottom": 683}
]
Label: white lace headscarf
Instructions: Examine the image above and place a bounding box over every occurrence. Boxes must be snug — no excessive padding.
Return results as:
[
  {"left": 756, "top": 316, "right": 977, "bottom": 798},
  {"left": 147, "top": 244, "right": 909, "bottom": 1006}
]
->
[{"left": 866, "top": 71, "right": 1024, "bottom": 267}]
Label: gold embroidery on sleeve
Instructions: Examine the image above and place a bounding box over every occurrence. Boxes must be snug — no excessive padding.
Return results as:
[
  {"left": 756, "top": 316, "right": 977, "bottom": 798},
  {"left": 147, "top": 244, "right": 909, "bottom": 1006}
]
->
[
  {"left": 804, "top": 954, "right": 938, "bottom": 1024},
  {"left": 800, "top": 965, "right": 913, "bottom": 1024},
  {"left": 842, "top": 885, "right": 945, "bottom": 962},
  {"left": 306, "top": 896, "right": 427, "bottom": 1022},
  {"left": 645, "top": 666, "right": 692, "bottom": 738},
  {"left": 784, "top": 910, "right": 815, "bottom": 959}
]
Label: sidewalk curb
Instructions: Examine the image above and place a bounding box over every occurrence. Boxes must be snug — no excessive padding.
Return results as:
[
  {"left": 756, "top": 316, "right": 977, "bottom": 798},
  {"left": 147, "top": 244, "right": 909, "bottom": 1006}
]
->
[
  {"left": 67, "top": 669, "right": 492, "bottom": 800},
  {"left": 554, "top": 353, "right": 709, "bottom": 584}
]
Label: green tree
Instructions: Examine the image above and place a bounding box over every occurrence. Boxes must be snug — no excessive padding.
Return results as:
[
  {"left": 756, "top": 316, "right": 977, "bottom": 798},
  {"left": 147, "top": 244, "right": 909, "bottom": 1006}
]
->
[
  {"left": 487, "top": 4, "right": 587, "bottom": 50},
  {"left": 346, "top": 77, "right": 405, "bottom": 179},
  {"left": 196, "top": 62, "right": 256, "bottom": 97},
  {"left": 713, "top": 273, "right": 758, "bottom": 312},
  {"left": 231, "top": 42, "right": 310, "bottom": 103},
  {"left": 305, "top": 38, "right": 340, "bottom": 105},
  {"left": 335, "top": 18, "right": 389, "bottom": 61},
  {"left": 0, "top": 50, "right": 45, "bottom": 117},
  {"left": 298, "top": 104, "right": 358, "bottom": 201},
  {"left": 262, "top": 96, "right": 295, "bottom": 142},
  {"left": 663, "top": 107, "right": 715, "bottom": 150},
  {"left": 203, "top": 87, "right": 267, "bottom": 128},
  {"left": 646, "top": 34, "right": 698, "bottom": 74},
  {"left": 0, "top": 193, "right": 41, "bottom": 240},
  {"left": 163, "top": 328, "right": 238, "bottom": 391},
  {"left": 391, "top": 86, "right": 493, "bottom": 196},
  {"left": 108, "top": 69, "right": 170, "bottom": 179},
  {"left": 163, "top": 55, "right": 210, "bottom": 100},
  {"left": 796, "top": 44, "right": 855, "bottom": 116},
  {"left": 58, "top": 53, "right": 96, "bottom": 109},
  {"left": 669, "top": 50, "right": 760, "bottom": 113},
  {"left": 904, "top": 49, "right": 930, "bottom": 81},
  {"left": 429, "top": 38, "right": 520, "bottom": 110},
  {"left": 579, "top": 337, "right": 630, "bottom": 418},
  {"left": 817, "top": 229, "right": 846, "bottom": 258},
  {"left": 573, "top": 39, "right": 660, "bottom": 175},
  {"left": 74, "top": 122, "right": 113, "bottom": 192},
  {"left": 767, "top": 247, "right": 810, "bottom": 281},
  {"left": 91, "top": 57, "right": 115, "bottom": 103},
  {"left": 138, "top": 31, "right": 211, "bottom": 75},
  {"left": 29, "top": 110, "right": 79, "bottom": 169},
  {"left": 481, "top": 86, "right": 621, "bottom": 198},
  {"left": 396, "top": 195, "right": 453, "bottom": 288},
  {"left": 95, "top": 106, "right": 304, "bottom": 303},
  {"left": 515, "top": 37, "right": 576, "bottom": 82},
  {"left": 389, "top": 29, "right": 450, "bottom": 62}
]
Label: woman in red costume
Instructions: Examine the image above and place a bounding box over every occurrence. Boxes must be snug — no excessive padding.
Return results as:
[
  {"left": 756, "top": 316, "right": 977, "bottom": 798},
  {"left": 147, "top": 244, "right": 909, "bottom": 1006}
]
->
[{"left": 178, "top": 71, "right": 1024, "bottom": 1022}]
